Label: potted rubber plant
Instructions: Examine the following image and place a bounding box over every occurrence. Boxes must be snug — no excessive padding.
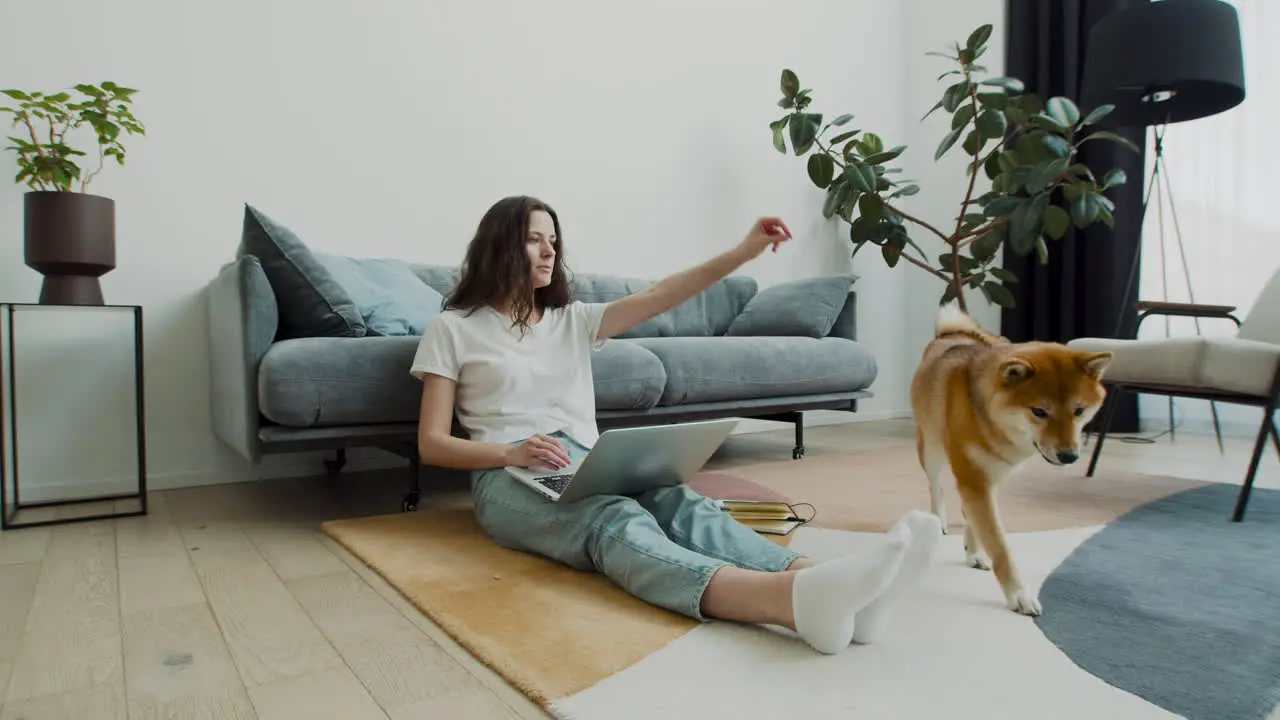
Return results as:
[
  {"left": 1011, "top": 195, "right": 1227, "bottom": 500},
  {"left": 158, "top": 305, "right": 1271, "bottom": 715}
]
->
[
  {"left": 767, "top": 24, "right": 1139, "bottom": 312},
  {"left": 2, "top": 83, "right": 145, "bottom": 305}
]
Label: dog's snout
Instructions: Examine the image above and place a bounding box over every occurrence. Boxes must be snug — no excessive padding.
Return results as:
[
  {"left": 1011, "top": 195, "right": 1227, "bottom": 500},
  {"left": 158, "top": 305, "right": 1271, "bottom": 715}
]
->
[{"left": 1056, "top": 451, "right": 1079, "bottom": 465}]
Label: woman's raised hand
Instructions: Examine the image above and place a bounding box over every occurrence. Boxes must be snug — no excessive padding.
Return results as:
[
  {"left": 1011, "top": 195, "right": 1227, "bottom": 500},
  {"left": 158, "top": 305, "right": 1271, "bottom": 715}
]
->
[{"left": 739, "top": 217, "right": 793, "bottom": 258}]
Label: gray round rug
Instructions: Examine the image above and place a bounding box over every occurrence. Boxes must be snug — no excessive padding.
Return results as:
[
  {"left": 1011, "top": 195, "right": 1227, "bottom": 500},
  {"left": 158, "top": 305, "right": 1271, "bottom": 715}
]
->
[{"left": 1035, "top": 482, "right": 1280, "bottom": 720}]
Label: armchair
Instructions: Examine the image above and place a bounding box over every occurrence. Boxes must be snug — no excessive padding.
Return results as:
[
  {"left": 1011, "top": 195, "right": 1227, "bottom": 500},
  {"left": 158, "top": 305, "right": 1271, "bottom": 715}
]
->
[{"left": 1067, "top": 267, "right": 1280, "bottom": 522}]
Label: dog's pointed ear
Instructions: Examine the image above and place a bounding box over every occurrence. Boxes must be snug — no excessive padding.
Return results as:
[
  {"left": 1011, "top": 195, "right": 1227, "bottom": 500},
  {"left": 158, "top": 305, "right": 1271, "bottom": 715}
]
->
[
  {"left": 999, "top": 357, "right": 1034, "bottom": 386},
  {"left": 1078, "top": 351, "right": 1113, "bottom": 379}
]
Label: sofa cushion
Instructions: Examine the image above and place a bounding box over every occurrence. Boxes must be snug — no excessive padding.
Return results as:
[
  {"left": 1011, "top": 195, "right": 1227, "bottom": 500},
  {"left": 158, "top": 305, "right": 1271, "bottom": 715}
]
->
[
  {"left": 237, "top": 205, "right": 366, "bottom": 339},
  {"left": 570, "top": 274, "right": 757, "bottom": 338},
  {"left": 725, "top": 274, "right": 855, "bottom": 338},
  {"left": 591, "top": 341, "right": 667, "bottom": 411},
  {"left": 317, "top": 254, "right": 445, "bottom": 336},
  {"left": 408, "top": 264, "right": 460, "bottom": 298},
  {"left": 259, "top": 335, "right": 668, "bottom": 428},
  {"left": 630, "top": 336, "right": 878, "bottom": 406},
  {"left": 259, "top": 337, "right": 422, "bottom": 427}
]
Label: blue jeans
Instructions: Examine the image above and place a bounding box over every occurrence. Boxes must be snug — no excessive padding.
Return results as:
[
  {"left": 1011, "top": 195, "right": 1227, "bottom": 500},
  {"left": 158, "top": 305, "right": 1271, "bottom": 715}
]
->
[{"left": 470, "top": 432, "right": 801, "bottom": 620}]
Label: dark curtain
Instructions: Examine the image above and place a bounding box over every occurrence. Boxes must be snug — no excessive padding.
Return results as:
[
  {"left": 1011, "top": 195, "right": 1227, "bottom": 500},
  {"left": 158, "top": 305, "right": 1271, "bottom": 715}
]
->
[{"left": 1000, "top": 0, "right": 1149, "bottom": 433}]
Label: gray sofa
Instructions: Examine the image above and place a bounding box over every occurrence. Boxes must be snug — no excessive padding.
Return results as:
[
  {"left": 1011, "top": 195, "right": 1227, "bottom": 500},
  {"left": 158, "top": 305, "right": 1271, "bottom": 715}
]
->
[{"left": 206, "top": 205, "right": 880, "bottom": 509}]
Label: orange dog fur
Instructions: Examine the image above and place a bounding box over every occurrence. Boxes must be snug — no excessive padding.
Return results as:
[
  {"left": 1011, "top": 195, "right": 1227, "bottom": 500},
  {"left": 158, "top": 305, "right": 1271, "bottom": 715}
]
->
[{"left": 910, "top": 304, "right": 1112, "bottom": 615}]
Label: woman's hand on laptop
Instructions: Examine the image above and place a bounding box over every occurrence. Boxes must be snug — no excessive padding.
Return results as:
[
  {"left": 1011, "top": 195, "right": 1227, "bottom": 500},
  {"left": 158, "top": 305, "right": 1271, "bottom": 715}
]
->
[{"left": 504, "top": 434, "right": 572, "bottom": 470}]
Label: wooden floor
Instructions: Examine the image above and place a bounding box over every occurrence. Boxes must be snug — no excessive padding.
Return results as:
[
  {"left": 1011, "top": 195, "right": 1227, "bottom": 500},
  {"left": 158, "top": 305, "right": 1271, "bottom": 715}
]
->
[{"left": 0, "top": 418, "right": 1275, "bottom": 719}]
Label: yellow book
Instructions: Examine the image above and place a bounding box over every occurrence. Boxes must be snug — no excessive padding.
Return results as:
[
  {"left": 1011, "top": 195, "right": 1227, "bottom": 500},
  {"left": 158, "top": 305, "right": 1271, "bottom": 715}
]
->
[{"left": 719, "top": 500, "right": 813, "bottom": 536}]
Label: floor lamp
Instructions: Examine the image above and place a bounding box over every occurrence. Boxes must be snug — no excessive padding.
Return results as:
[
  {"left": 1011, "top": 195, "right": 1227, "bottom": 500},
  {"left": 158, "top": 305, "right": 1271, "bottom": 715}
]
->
[{"left": 1080, "top": 0, "right": 1246, "bottom": 448}]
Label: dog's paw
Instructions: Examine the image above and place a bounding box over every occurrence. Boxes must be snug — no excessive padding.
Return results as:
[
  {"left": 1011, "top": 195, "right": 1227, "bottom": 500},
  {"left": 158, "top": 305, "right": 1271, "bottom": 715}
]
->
[
  {"left": 965, "top": 551, "right": 992, "bottom": 571},
  {"left": 1005, "top": 589, "right": 1042, "bottom": 616}
]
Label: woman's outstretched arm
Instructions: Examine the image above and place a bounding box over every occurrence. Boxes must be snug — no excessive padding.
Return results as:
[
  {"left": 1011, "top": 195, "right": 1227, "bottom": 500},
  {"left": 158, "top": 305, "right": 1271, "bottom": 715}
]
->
[{"left": 596, "top": 217, "right": 792, "bottom": 340}]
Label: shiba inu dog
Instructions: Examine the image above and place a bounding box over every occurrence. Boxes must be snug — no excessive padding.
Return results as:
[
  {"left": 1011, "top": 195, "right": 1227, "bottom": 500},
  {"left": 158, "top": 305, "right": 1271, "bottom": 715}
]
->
[{"left": 910, "top": 303, "right": 1112, "bottom": 616}]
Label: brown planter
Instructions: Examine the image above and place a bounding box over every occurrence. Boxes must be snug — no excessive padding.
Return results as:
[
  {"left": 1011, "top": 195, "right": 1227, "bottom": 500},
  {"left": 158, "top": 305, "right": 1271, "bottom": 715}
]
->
[{"left": 23, "top": 191, "right": 116, "bottom": 305}]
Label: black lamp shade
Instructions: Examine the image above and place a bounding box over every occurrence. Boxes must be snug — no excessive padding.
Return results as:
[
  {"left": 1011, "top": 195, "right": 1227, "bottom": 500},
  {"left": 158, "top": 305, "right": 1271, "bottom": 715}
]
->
[{"left": 1081, "top": 0, "right": 1245, "bottom": 126}]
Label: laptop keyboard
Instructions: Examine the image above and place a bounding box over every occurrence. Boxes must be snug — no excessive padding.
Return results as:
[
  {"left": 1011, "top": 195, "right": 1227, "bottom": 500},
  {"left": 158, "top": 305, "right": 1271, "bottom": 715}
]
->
[{"left": 537, "top": 474, "right": 573, "bottom": 494}]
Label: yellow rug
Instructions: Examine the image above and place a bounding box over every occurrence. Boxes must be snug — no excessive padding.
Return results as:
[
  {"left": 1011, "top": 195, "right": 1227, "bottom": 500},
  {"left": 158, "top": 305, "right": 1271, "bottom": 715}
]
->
[{"left": 320, "top": 445, "right": 1209, "bottom": 712}]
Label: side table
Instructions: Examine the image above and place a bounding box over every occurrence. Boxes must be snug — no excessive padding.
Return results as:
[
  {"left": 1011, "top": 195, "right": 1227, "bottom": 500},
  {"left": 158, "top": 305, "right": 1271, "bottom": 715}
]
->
[{"left": 1, "top": 302, "right": 148, "bottom": 529}]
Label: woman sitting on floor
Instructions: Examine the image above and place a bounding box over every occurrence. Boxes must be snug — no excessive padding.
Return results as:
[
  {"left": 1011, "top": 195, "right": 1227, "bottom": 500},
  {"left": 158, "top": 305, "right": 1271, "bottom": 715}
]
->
[{"left": 411, "top": 195, "right": 941, "bottom": 655}]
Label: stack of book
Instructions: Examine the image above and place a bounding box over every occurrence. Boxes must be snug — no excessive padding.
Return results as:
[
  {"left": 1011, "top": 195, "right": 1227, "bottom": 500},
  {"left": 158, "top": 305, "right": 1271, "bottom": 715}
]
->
[{"left": 719, "top": 499, "right": 809, "bottom": 536}]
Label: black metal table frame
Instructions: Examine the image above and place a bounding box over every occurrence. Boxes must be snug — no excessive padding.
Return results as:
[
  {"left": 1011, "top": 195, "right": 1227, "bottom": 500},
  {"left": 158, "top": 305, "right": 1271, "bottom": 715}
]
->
[{"left": 1, "top": 303, "right": 148, "bottom": 529}]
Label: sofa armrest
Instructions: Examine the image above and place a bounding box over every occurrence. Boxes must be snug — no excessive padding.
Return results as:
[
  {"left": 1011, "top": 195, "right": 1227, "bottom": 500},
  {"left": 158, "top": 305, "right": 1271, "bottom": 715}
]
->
[
  {"left": 826, "top": 288, "right": 858, "bottom": 342},
  {"left": 206, "top": 255, "right": 278, "bottom": 463}
]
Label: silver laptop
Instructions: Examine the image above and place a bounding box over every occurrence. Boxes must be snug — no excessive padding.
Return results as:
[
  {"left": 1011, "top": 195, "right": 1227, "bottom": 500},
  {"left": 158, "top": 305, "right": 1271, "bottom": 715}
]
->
[{"left": 504, "top": 418, "right": 739, "bottom": 503}]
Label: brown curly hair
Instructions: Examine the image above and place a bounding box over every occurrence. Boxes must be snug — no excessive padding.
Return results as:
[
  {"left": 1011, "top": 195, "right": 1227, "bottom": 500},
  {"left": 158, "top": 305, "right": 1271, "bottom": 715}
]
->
[{"left": 444, "top": 195, "right": 572, "bottom": 331}]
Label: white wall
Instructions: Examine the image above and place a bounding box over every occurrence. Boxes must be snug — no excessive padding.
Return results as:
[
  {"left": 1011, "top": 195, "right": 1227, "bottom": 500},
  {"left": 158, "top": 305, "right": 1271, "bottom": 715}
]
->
[
  {"left": 898, "top": 0, "right": 1007, "bottom": 367},
  {"left": 7, "top": 0, "right": 1010, "bottom": 498}
]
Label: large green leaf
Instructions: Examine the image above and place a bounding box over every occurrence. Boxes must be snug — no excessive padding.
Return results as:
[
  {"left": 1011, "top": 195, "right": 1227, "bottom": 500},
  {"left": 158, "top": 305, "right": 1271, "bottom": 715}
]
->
[
  {"left": 830, "top": 113, "right": 854, "bottom": 127},
  {"left": 977, "top": 92, "right": 1010, "bottom": 110},
  {"left": 769, "top": 117, "right": 788, "bottom": 153},
  {"left": 1043, "top": 203, "right": 1070, "bottom": 239},
  {"left": 967, "top": 24, "right": 993, "bottom": 52},
  {"left": 975, "top": 109, "right": 1007, "bottom": 140},
  {"left": 1079, "top": 103, "right": 1114, "bottom": 127},
  {"left": 1102, "top": 168, "right": 1127, "bottom": 189},
  {"left": 935, "top": 126, "right": 963, "bottom": 160},
  {"left": 1029, "top": 158, "right": 1069, "bottom": 193},
  {"left": 984, "top": 195, "right": 1023, "bottom": 217},
  {"left": 971, "top": 226, "right": 1005, "bottom": 262},
  {"left": 984, "top": 150, "right": 1004, "bottom": 180},
  {"left": 1046, "top": 97, "right": 1081, "bottom": 127},
  {"left": 1035, "top": 236, "right": 1050, "bottom": 264},
  {"left": 857, "top": 132, "right": 885, "bottom": 156},
  {"left": 1041, "top": 133, "right": 1071, "bottom": 158},
  {"left": 807, "top": 153, "right": 835, "bottom": 188},
  {"left": 1079, "top": 129, "right": 1140, "bottom": 153},
  {"left": 983, "top": 281, "right": 1017, "bottom": 308},
  {"left": 849, "top": 162, "right": 878, "bottom": 192},
  {"left": 1071, "top": 192, "right": 1101, "bottom": 227},
  {"left": 1009, "top": 193, "right": 1050, "bottom": 253},
  {"left": 952, "top": 104, "right": 976, "bottom": 130},
  {"left": 863, "top": 145, "right": 905, "bottom": 165},
  {"left": 829, "top": 129, "right": 860, "bottom": 146},
  {"left": 858, "top": 192, "right": 884, "bottom": 222},
  {"left": 943, "top": 82, "right": 971, "bottom": 112},
  {"left": 781, "top": 70, "right": 800, "bottom": 98},
  {"left": 823, "top": 179, "right": 853, "bottom": 219},
  {"left": 980, "top": 76, "right": 1025, "bottom": 92},
  {"left": 990, "top": 266, "right": 1019, "bottom": 284},
  {"left": 789, "top": 113, "right": 822, "bottom": 155}
]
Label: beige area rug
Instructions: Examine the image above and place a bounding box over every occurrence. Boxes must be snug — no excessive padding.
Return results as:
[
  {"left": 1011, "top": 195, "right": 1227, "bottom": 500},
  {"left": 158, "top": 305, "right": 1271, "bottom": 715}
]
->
[
  {"left": 321, "top": 447, "right": 1211, "bottom": 717},
  {"left": 320, "top": 472, "right": 792, "bottom": 706}
]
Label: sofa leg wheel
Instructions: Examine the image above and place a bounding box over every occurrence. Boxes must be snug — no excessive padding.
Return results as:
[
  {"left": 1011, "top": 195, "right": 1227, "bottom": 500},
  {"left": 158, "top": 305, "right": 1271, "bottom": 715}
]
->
[
  {"left": 324, "top": 448, "right": 347, "bottom": 478},
  {"left": 792, "top": 446, "right": 805, "bottom": 460},
  {"left": 402, "top": 492, "right": 419, "bottom": 512}
]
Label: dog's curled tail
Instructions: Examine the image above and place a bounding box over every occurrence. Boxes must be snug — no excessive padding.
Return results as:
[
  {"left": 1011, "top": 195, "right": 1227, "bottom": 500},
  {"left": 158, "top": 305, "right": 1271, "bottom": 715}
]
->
[{"left": 935, "top": 302, "right": 1003, "bottom": 345}]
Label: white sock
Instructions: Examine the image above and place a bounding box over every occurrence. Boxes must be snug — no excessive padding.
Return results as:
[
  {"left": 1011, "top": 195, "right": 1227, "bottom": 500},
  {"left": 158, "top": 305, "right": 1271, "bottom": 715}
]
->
[
  {"left": 791, "top": 524, "right": 909, "bottom": 655},
  {"left": 851, "top": 510, "right": 942, "bottom": 644}
]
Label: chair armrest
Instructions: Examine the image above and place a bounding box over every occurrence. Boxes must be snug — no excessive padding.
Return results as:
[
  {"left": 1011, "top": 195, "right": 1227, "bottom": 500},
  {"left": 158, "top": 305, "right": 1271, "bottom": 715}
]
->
[{"left": 1136, "top": 300, "right": 1242, "bottom": 327}]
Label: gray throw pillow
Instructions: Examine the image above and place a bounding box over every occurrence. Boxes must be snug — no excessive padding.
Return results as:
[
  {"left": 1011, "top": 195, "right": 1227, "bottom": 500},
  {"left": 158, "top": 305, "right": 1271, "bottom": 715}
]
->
[
  {"left": 724, "top": 274, "right": 855, "bottom": 338},
  {"left": 236, "top": 204, "right": 366, "bottom": 339},
  {"left": 316, "top": 254, "right": 445, "bottom": 336}
]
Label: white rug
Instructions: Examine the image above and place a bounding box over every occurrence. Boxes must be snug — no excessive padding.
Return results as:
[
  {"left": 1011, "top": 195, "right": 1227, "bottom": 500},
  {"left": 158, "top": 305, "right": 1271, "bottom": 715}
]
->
[{"left": 547, "top": 525, "right": 1184, "bottom": 720}]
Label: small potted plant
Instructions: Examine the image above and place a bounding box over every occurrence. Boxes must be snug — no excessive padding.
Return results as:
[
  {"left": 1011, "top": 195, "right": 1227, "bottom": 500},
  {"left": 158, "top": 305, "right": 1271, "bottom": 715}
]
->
[{"left": 2, "top": 83, "right": 145, "bottom": 305}]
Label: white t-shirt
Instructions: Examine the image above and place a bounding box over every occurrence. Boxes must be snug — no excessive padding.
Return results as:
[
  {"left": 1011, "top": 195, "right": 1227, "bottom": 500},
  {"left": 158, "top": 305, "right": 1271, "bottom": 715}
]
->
[{"left": 410, "top": 301, "right": 611, "bottom": 447}]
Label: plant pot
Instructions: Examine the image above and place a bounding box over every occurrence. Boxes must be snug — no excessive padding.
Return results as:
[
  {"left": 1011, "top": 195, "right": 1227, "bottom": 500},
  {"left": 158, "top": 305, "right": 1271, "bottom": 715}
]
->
[{"left": 23, "top": 190, "right": 116, "bottom": 306}]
